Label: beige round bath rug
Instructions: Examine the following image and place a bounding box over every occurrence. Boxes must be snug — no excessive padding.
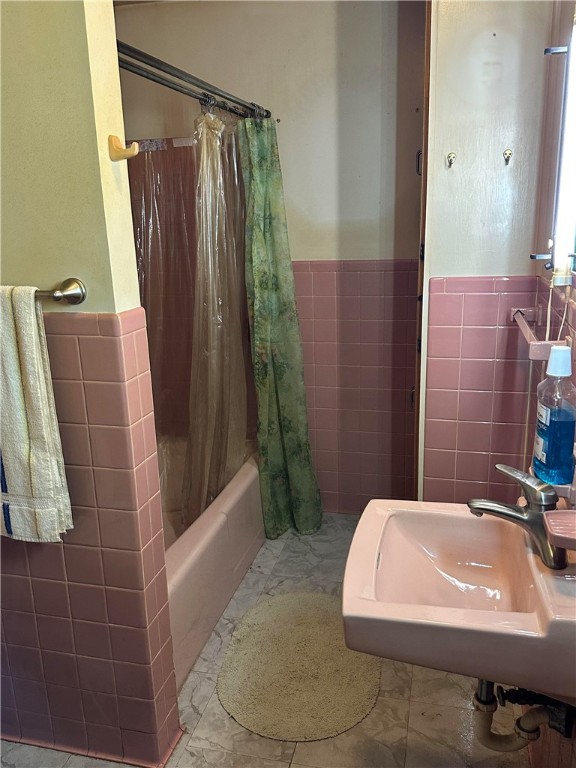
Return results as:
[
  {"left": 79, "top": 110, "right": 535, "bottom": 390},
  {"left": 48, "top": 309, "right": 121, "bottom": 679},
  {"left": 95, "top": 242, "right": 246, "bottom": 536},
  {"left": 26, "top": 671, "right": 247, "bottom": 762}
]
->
[{"left": 217, "top": 592, "right": 382, "bottom": 741}]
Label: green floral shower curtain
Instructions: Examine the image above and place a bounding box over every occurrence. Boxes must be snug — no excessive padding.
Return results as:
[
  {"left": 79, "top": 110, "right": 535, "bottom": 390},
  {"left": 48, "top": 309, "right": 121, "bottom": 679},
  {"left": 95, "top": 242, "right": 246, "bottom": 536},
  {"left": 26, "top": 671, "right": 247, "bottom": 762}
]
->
[{"left": 238, "top": 119, "right": 322, "bottom": 539}]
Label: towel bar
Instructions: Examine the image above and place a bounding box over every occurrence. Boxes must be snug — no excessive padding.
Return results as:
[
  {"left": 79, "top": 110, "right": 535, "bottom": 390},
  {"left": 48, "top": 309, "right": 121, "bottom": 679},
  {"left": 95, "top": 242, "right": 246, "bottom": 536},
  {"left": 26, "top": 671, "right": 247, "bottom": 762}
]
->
[
  {"left": 35, "top": 278, "right": 87, "bottom": 305},
  {"left": 511, "top": 307, "right": 571, "bottom": 360}
]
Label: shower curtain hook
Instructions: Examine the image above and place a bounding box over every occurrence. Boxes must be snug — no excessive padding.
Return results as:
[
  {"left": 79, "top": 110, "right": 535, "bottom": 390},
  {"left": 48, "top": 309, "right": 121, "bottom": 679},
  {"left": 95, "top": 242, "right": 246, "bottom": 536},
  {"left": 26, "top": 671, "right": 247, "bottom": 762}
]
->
[
  {"left": 250, "top": 103, "right": 266, "bottom": 120},
  {"left": 200, "top": 92, "right": 216, "bottom": 113}
]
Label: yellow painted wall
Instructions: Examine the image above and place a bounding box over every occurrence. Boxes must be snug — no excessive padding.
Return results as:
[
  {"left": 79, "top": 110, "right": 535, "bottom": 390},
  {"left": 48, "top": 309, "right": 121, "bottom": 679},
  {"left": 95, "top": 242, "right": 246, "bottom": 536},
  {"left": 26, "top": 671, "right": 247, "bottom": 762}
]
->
[
  {"left": 1, "top": 0, "right": 140, "bottom": 313},
  {"left": 115, "top": 1, "right": 424, "bottom": 262}
]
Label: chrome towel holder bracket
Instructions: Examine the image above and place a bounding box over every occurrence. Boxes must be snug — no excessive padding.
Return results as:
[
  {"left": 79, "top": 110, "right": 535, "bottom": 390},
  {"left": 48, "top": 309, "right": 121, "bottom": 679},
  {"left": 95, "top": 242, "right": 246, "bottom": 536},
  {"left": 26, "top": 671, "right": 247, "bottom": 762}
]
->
[{"left": 35, "top": 278, "right": 87, "bottom": 305}]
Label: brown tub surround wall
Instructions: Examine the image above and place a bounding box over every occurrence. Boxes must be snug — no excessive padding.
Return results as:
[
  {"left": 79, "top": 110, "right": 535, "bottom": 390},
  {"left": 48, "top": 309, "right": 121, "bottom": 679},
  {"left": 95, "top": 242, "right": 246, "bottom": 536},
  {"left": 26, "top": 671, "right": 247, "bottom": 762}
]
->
[
  {"left": 293, "top": 259, "right": 419, "bottom": 515},
  {"left": 0, "top": 308, "right": 182, "bottom": 767},
  {"left": 526, "top": 717, "right": 576, "bottom": 768}
]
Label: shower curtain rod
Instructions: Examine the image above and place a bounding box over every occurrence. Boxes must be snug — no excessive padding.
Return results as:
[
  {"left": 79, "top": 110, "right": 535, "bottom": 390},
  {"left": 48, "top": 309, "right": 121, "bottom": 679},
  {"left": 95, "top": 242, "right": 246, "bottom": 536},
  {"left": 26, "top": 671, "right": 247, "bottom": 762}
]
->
[
  {"left": 117, "top": 40, "right": 271, "bottom": 119},
  {"left": 118, "top": 57, "right": 248, "bottom": 117}
]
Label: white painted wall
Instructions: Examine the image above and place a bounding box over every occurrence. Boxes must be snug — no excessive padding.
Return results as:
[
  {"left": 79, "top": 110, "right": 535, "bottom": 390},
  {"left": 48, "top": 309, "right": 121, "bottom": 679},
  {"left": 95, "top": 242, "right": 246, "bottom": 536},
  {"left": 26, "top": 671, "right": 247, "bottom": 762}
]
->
[
  {"left": 1, "top": 0, "right": 140, "bottom": 313},
  {"left": 115, "top": 1, "right": 424, "bottom": 262},
  {"left": 424, "top": 0, "right": 552, "bottom": 280}
]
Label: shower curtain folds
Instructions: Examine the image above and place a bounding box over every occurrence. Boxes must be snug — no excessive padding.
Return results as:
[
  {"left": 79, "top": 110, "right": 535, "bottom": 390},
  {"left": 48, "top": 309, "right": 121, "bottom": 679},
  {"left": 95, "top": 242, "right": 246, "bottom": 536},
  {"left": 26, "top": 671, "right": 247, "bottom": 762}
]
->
[
  {"left": 238, "top": 118, "right": 323, "bottom": 539},
  {"left": 182, "top": 114, "right": 247, "bottom": 526},
  {"left": 128, "top": 121, "right": 249, "bottom": 541}
]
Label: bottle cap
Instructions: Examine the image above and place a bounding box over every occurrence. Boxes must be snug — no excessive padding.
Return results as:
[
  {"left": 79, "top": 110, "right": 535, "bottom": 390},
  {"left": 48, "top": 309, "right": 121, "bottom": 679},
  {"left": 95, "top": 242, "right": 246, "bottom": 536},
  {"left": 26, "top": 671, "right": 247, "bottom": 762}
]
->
[{"left": 547, "top": 345, "right": 572, "bottom": 377}]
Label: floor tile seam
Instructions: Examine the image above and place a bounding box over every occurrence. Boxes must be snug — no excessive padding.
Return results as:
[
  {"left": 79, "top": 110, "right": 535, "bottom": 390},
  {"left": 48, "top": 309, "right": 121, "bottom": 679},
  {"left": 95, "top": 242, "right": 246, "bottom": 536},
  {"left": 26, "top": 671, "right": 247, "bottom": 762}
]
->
[
  {"left": 182, "top": 711, "right": 204, "bottom": 742},
  {"left": 406, "top": 665, "right": 415, "bottom": 705},
  {"left": 268, "top": 576, "right": 343, "bottom": 587},
  {"left": 176, "top": 743, "right": 292, "bottom": 768},
  {"left": 222, "top": 585, "right": 266, "bottom": 618},
  {"left": 191, "top": 629, "right": 234, "bottom": 677},
  {"left": 248, "top": 564, "right": 273, "bottom": 577},
  {"left": 184, "top": 689, "right": 236, "bottom": 744},
  {"left": 234, "top": 568, "right": 270, "bottom": 587},
  {"left": 288, "top": 761, "right": 324, "bottom": 768},
  {"left": 267, "top": 568, "right": 345, "bottom": 581},
  {"left": 199, "top": 642, "right": 229, "bottom": 674},
  {"left": 2, "top": 742, "right": 69, "bottom": 764},
  {"left": 171, "top": 729, "right": 192, "bottom": 749},
  {"left": 273, "top": 540, "right": 289, "bottom": 557},
  {"left": 168, "top": 730, "right": 193, "bottom": 766},
  {"left": 259, "top": 550, "right": 284, "bottom": 575},
  {"left": 259, "top": 578, "right": 344, "bottom": 601},
  {"left": 376, "top": 690, "right": 413, "bottom": 703},
  {"left": 407, "top": 697, "right": 475, "bottom": 712},
  {"left": 260, "top": 571, "right": 277, "bottom": 597},
  {"left": 178, "top": 669, "right": 218, "bottom": 698},
  {"left": 184, "top": 731, "right": 297, "bottom": 766},
  {"left": 249, "top": 582, "right": 270, "bottom": 605},
  {"left": 178, "top": 669, "right": 219, "bottom": 729},
  {"left": 0, "top": 742, "right": 71, "bottom": 768},
  {"left": 270, "top": 551, "right": 346, "bottom": 567}
]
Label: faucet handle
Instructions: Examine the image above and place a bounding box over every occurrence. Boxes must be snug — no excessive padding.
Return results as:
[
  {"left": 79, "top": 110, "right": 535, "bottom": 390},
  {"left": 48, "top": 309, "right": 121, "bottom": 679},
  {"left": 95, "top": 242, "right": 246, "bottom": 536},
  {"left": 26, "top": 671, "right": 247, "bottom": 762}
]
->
[{"left": 496, "top": 464, "right": 558, "bottom": 510}]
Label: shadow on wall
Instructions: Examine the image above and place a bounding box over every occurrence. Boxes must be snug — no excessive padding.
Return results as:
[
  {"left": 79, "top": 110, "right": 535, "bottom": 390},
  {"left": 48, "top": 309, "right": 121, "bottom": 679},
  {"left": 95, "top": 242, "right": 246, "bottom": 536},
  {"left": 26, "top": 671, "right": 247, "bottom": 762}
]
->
[{"left": 292, "top": 3, "right": 426, "bottom": 514}]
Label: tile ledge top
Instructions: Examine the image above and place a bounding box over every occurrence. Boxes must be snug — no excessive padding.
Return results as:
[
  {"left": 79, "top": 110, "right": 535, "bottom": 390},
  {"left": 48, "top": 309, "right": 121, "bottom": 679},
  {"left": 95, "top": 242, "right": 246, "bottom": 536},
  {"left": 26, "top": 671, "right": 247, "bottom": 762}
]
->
[
  {"left": 431, "top": 275, "right": 538, "bottom": 295},
  {"left": 44, "top": 307, "right": 146, "bottom": 337}
]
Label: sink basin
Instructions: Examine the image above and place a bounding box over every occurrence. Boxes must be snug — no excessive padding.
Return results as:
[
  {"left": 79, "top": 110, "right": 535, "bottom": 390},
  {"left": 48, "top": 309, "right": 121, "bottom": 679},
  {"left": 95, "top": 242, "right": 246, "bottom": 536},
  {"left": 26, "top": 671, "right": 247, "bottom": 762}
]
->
[{"left": 343, "top": 500, "right": 576, "bottom": 705}]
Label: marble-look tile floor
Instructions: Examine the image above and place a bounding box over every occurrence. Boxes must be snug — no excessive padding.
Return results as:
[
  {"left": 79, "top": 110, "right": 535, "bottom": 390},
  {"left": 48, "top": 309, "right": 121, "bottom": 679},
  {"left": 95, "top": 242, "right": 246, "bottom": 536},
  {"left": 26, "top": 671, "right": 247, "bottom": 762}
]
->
[{"left": 0, "top": 513, "right": 552, "bottom": 768}]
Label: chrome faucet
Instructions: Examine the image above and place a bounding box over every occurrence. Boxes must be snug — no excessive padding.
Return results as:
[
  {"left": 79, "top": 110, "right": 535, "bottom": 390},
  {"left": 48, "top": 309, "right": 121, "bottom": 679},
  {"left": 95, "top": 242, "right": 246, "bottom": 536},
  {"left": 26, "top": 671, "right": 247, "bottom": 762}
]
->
[{"left": 467, "top": 464, "right": 567, "bottom": 570}]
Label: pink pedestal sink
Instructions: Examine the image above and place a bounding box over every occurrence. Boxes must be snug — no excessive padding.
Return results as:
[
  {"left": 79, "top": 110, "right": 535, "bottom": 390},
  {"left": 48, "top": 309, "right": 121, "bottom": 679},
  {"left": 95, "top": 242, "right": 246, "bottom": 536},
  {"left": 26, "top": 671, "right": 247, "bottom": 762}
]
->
[{"left": 343, "top": 500, "right": 576, "bottom": 706}]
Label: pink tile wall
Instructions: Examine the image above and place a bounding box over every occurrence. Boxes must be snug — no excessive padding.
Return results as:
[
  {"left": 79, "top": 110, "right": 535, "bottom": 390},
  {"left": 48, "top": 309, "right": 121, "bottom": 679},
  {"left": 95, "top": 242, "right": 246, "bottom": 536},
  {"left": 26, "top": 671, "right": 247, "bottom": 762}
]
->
[
  {"left": 0, "top": 309, "right": 182, "bottom": 767},
  {"left": 427, "top": 276, "right": 576, "bottom": 763},
  {"left": 423, "top": 276, "right": 538, "bottom": 504},
  {"left": 526, "top": 283, "right": 576, "bottom": 768},
  {"left": 293, "top": 259, "right": 419, "bottom": 514}
]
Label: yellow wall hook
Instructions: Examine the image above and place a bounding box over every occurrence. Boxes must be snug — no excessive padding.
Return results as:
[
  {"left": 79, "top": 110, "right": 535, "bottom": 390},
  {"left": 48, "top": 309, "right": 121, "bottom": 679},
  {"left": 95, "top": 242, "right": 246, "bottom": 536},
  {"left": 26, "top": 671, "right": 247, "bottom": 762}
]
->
[{"left": 108, "top": 135, "right": 139, "bottom": 161}]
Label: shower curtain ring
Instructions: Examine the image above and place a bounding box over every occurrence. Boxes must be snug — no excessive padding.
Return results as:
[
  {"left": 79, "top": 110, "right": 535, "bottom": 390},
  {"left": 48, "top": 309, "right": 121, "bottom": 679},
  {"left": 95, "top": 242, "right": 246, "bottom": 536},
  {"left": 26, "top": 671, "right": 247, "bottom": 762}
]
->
[
  {"left": 201, "top": 93, "right": 216, "bottom": 112},
  {"left": 251, "top": 103, "right": 266, "bottom": 120}
]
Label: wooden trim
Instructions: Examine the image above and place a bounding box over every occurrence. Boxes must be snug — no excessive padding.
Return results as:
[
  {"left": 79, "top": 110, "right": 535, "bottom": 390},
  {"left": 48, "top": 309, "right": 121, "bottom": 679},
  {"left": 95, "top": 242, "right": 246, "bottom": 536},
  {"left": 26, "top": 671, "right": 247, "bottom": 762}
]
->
[{"left": 413, "top": 0, "right": 432, "bottom": 500}]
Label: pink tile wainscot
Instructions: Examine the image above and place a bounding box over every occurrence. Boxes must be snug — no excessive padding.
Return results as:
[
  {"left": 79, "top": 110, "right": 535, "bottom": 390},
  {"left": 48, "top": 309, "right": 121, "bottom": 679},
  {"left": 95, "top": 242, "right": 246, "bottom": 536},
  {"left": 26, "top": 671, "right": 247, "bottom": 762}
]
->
[
  {"left": 0, "top": 308, "right": 183, "bottom": 767},
  {"left": 293, "top": 259, "right": 419, "bottom": 513},
  {"left": 423, "top": 276, "right": 538, "bottom": 505}
]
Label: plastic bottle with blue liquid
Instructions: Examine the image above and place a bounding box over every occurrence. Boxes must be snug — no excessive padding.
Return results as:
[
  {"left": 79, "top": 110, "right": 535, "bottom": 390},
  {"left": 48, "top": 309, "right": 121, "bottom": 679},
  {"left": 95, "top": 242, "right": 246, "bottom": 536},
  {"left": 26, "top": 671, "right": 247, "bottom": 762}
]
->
[{"left": 532, "top": 345, "right": 576, "bottom": 486}]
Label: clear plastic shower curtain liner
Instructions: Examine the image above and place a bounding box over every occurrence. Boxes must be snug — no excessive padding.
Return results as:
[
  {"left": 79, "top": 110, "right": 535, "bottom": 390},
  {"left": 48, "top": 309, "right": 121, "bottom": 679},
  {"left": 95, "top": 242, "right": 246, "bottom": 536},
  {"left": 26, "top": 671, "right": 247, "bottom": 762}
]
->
[
  {"left": 182, "top": 114, "right": 247, "bottom": 526},
  {"left": 129, "top": 115, "right": 248, "bottom": 533}
]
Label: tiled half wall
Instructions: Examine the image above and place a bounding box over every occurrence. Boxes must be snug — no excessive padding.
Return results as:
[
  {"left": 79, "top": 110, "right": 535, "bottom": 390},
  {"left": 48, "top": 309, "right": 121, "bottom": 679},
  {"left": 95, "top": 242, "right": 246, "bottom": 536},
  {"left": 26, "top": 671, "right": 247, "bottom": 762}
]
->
[
  {"left": 423, "top": 275, "right": 539, "bottom": 504},
  {"left": 425, "top": 274, "right": 576, "bottom": 767},
  {"left": 293, "top": 259, "right": 419, "bottom": 514},
  {"left": 0, "top": 309, "right": 182, "bottom": 767}
]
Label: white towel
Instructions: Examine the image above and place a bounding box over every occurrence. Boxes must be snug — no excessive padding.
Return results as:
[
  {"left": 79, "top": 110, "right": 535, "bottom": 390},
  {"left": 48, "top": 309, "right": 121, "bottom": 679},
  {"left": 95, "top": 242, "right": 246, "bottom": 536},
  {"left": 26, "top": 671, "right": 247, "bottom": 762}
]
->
[{"left": 0, "top": 286, "right": 73, "bottom": 542}]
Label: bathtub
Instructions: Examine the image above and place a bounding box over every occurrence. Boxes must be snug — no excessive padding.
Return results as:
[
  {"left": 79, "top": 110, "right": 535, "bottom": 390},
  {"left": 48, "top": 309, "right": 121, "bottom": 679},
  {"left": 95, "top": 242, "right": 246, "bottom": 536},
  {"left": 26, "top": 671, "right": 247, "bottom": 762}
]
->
[{"left": 165, "top": 457, "right": 265, "bottom": 688}]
